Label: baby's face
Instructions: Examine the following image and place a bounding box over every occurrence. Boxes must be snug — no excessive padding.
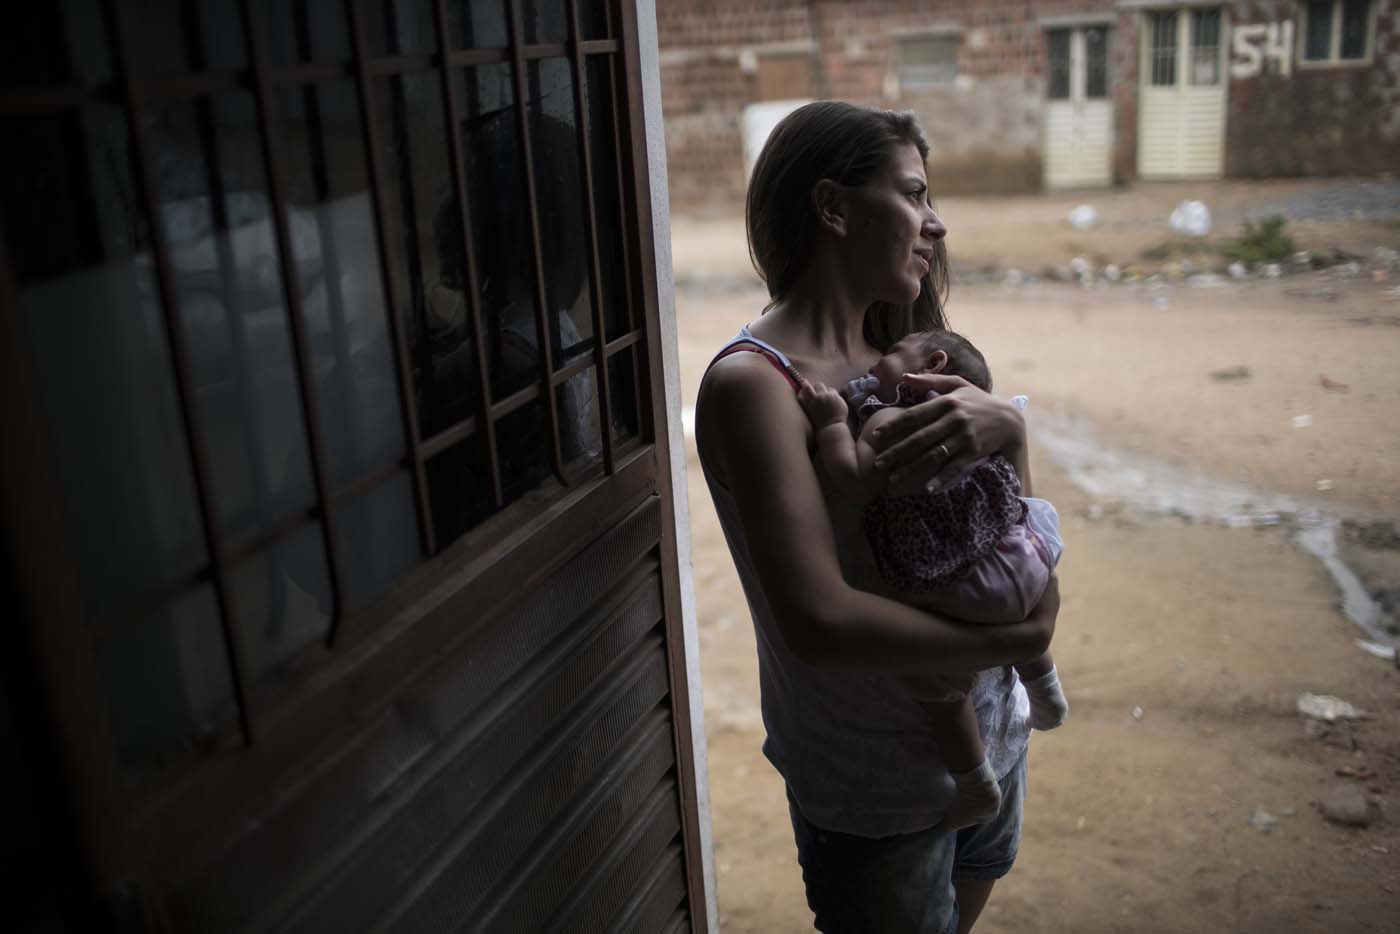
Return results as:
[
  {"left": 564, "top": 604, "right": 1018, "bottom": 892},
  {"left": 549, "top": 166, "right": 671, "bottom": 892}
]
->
[{"left": 871, "top": 336, "right": 932, "bottom": 402}]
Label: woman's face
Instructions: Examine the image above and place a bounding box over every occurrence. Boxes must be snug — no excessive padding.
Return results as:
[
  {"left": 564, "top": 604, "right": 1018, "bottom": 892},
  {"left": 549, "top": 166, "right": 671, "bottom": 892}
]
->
[{"left": 844, "top": 142, "right": 947, "bottom": 305}]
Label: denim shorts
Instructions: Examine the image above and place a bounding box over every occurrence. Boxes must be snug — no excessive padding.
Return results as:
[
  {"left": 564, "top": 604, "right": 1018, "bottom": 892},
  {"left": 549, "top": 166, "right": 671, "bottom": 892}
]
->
[{"left": 786, "top": 749, "right": 1028, "bottom": 934}]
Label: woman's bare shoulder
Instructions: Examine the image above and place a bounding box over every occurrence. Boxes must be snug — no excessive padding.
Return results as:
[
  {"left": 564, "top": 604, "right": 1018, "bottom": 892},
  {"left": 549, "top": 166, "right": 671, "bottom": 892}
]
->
[
  {"left": 697, "top": 350, "right": 810, "bottom": 474},
  {"left": 698, "top": 350, "right": 801, "bottom": 415}
]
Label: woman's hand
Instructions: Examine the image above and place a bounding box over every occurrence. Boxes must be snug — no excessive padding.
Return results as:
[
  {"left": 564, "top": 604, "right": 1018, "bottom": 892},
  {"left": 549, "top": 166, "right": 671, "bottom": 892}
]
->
[{"left": 867, "top": 373, "right": 1026, "bottom": 497}]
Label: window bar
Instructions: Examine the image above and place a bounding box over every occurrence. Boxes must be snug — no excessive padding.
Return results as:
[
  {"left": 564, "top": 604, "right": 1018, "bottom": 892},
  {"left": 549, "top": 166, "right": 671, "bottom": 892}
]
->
[
  {"left": 291, "top": 0, "right": 356, "bottom": 372},
  {"left": 381, "top": 12, "right": 438, "bottom": 431},
  {"left": 0, "top": 83, "right": 92, "bottom": 116},
  {"left": 368, "top": 54, "right": 436, "bottom": 77},
  {"left": 106, "top": 453, "right": 413, "bottom": 642},
  {"left": 430, "top": 0, "right": 504, "bottom": 508},
  {"left": 506, "top": 0, "right": 567, "bottom": 482},
  {"left": 100, "top": 0, "right": 256, "bottom": 744},
  {"left": 183, "top": 0, "right": 291, "bottom": 642},
  {"left": 606, "top": 52, "right": 645, "bottom": 438},
  {"left": 567, "top": 0, "right": 616, "bottom": 475},
  {"left": 342, "top": 0, "right": 437, "bottom": 557},
  {"left": 292, "top": 0, "right": 368, "bottom": 488},
  {"left": 234, "top": 0, "right": 349, "bottom": 642}
]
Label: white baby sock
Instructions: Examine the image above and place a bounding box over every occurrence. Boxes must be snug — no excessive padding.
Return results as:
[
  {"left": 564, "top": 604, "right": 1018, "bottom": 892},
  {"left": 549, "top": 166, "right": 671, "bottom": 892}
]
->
[
  {"left": 939, "top": 758, "right": 1003, "bottom": 832},
  {"left": 1024, "top": 666, "right": 1069, "bottom": 731}
]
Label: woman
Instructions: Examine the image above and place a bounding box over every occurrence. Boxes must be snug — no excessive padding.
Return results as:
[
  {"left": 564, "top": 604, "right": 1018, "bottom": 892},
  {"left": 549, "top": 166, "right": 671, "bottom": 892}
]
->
[{"left": 694, "top": 102, "right": 1059, "bottom": 933}]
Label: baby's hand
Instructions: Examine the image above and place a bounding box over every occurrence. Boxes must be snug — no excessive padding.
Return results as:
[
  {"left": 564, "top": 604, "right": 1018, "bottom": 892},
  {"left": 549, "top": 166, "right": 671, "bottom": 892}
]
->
[{"left": 798, "top": 379, "right": 850, "bottom": 429}]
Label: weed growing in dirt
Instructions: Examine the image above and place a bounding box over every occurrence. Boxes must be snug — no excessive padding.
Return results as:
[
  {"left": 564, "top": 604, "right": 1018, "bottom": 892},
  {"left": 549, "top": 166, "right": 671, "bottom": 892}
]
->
[{"left": 1221, "top": 215, "right": 1295, "bottom": 265}]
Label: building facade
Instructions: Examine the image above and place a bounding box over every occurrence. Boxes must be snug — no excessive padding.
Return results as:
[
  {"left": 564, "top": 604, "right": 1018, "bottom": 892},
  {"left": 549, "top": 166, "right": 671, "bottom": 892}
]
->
[{"left": 659, "top": 0, "right": 1400, "bottom": 209}]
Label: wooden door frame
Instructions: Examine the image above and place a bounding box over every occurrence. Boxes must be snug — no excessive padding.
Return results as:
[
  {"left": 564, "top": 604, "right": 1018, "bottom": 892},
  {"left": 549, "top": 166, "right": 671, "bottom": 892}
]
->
[
  {"left": 1136, "top": 4, "right": 1229, "bottom": 179},
  {"left": 624, "top": 2, "right": 717, "bottom": 929},
  {"left": 1042, "top": 17, "right": 1116, "bottom": 191}
]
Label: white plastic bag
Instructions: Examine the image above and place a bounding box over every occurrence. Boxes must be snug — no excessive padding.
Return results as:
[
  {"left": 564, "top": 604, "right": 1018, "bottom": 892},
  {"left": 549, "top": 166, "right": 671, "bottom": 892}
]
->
[{"left": 1168, "top": 200, "right": 1212, "bottom": 237}]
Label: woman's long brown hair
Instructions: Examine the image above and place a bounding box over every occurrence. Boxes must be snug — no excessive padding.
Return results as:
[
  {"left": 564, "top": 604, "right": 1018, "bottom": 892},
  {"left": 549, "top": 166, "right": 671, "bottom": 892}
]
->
[{"left": 745, "top": 101, "right": 949, "bottom": 351}]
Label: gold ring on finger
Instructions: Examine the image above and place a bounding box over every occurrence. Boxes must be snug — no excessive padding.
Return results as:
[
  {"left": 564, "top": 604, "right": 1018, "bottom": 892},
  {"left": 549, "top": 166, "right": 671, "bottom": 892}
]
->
[{"left": 936, "top": 443, "right": 950, "bottom": 461}]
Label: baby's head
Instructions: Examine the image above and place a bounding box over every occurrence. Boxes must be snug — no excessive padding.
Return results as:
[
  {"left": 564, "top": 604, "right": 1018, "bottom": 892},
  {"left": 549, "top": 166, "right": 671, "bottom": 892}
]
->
[{"left": 871, "top": 329, "right": 991, "bottom": 402}]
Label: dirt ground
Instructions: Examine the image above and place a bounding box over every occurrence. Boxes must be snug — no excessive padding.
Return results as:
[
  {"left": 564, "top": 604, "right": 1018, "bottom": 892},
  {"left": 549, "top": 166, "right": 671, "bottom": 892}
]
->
[{"left": 671, "top": 180, "right": 1400, "bottom": 933}]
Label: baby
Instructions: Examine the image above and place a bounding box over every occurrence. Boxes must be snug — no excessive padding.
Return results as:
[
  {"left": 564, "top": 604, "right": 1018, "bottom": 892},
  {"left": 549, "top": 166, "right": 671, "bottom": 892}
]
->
[{"left": 799, "top": 329, "right": 1068, "bottom": 831}]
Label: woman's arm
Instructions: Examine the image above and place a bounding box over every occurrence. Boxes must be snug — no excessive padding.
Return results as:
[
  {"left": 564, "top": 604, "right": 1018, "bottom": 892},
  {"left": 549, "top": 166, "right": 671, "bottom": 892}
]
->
[
  {"left": 697, "top": 355, "right": 1054, "bottom": 675},
  {"left": 867, "top": 373, "right": 1033, "bottom": 497}
]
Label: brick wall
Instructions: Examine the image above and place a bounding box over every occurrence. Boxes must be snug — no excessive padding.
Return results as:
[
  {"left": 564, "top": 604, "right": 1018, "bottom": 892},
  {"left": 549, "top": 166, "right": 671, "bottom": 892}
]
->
[
  {"left": 1225, "top": 0, "right": 1400, "bottom": 177},
  {"left": 657, "top": 0, "right": 815, "bottom": 211},
  {"left": 659, "top": 0, "right": 1133, "bottom": 210},
  {"left": 657, "top": 0, "right": 1400, "bottom": 211}
]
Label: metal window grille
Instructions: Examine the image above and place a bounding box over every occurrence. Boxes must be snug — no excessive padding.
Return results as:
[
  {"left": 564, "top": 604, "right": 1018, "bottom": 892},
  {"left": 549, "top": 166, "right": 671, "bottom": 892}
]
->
[
  {"left": 1340, "top": 0, "right": 1371, "bottom": 59},
  {"left": 0, "top": 0, "right": 647, "bottom": 777},
  {"left": 1189, "top": 9, "right": 1221, "bottom": 86},
  {"left": 1046, "top": 30, "right": 1071, "bottom": 101},
  {"left": 1303, "top": 0, "right": 1371, "bottom": 63},
  {"left": 1149, "top": 12, "right": 1178, "bottom": 87},
  {"left": 1084, "top": 27, "right": 1109, "bottom": 100},
  {"left": 1305, "top": 1, "right": 1335, "bottom": 60}
]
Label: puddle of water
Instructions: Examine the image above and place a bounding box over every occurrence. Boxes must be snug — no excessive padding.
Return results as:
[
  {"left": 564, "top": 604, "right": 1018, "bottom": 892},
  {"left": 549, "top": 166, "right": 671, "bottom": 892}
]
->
[{"left": 1032, "top": 409, "right": 1398, "bottom": 661}]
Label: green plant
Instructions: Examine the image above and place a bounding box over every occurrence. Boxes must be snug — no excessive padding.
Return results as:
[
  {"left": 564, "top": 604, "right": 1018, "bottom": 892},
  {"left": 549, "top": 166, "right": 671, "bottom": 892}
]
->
[{"left": 1221, "top": 215, "right": 1295, "bottom": 265}]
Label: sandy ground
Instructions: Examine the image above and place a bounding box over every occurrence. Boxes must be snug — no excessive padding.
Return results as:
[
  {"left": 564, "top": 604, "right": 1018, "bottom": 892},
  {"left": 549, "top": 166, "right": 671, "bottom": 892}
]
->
[{"left": 671, "top": 180, "right": 1400, "bottom": 933}]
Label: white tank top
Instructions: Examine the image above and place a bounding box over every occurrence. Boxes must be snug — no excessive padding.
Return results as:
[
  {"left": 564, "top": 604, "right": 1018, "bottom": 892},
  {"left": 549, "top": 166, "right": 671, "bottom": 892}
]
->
[{"left": 698, "top": 326, "right": 1030, "bottom": 836}]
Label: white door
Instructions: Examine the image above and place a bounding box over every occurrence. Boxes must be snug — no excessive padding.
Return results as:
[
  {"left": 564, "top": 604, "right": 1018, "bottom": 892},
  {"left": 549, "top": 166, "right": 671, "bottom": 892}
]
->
[
  {"left": 1045, "top": 25, "right": 1114, "bottom": 189},
  {"left": 1139, "top": 7, "right": 1227, "bottom": 179}
]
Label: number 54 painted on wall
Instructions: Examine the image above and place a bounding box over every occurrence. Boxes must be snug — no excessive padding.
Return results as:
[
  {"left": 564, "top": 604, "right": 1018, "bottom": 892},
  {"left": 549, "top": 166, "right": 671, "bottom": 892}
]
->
[{"left": 1231, "top": 21, "right": 1294, "bottom": 79}]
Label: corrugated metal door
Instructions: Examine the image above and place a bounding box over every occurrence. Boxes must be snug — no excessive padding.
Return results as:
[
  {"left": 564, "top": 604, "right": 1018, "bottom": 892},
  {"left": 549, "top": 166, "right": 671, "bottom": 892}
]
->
[
  {"left": 1138, "top": 7, "right": 1227, "bottom": 179},
  {"left": 1045, "top": 25, "right": 1113, "bottom": 190},
  {"left": 0, "top": 1, "right": 707, "bottom": 932}
]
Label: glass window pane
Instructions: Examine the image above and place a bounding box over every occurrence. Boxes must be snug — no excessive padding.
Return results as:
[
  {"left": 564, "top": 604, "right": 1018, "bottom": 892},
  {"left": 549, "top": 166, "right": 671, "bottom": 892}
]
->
[
  {"left": 1150, "top": 12, "right": 1177, "bottom": 87},
  {"left": 1305, "top": 1, "right": 1334, "bottom": 60},
  {"left": 279, "top": 80, "right": 409, "bottom": 489},
  {"left": 1340, "top": 0, "right": 1370, "bottom": 58},
  {"left": 258, "top": 0, "right": 351, "bottom": 65},
  {"left": 336, "top": 473, "right": 421, "bottom": 609},
  {"left": 606, "top": 346, "right": 641, "bottom": 445},
  {"left": 358, "top": 0, "right": 435, "bottom": 57},
  {"left": 525, "top": 0, "right": 567, "bottom": 44},
  {"left": 97, "top": 584, "right": 239, "bottom": 778},
  {"left": 1190, "top": 10, "right": 1220, "bottom": 86},
  {"left": 373, "top": 70, "right": 455, "bottom": 437},
  {"left": 1084, "top": 27, "right": 1108, "bottom": 99},
  {"left": 6, "top": 103, "right": 210, "bottom": 623},
  {"left": 497, "top": 399, "right": 554, "bottom": 506},
  {"left": 145, "top": 93, "right": 321, "bottom": 547},
  {"left": 2, "top": 2, "right": 110, "bottom": 88},
  {"left": 443, "top": 64, "right": 533, "bottom": 409},
  {"left": 529, "top": 57, "right": 595, "bottom": 366},
  {"left": 579, "top": 0, "right": 611, "bottom": 40},
  {"left": 1046, "top": 30, "right": 1070, "bottom": 100},
  {"left": 898, "top": 36, "right": 958, "bottom": 89},
  {"left": 586, "top": 55, "right": 630, "bottom": 341},
  {"left": 559, "top": 366, "right": 603, "bottom": 472},
  {"left": 235, "top": 521, "right": 330, "bottom": 681},
  {"left": 425, "top": 433, "right": 493, "bottom": 545},
  {"left": 449, "top": 0, "right": 508, "bottom": 48},
  {"left": 121, "top": 0, "right": 249, "bottom": 79}
]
